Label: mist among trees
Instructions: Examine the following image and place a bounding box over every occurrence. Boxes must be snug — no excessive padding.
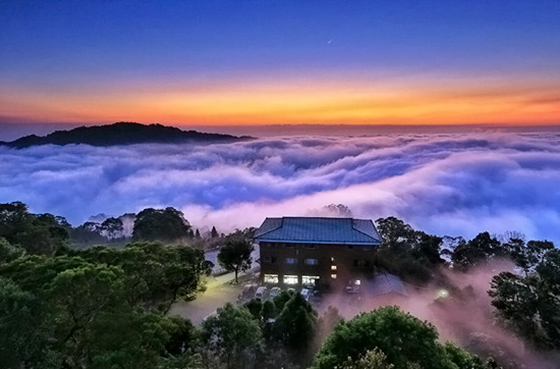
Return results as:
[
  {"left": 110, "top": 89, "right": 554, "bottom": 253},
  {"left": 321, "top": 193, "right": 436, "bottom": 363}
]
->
[{"left": 1, "top": 201, "right": 559, "bottom": 369}]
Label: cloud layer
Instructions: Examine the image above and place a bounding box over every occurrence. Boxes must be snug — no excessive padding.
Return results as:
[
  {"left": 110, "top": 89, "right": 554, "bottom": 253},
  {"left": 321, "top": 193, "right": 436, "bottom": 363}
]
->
[{"left": 2, "top": 131, "right": 560, "bottom": 243}]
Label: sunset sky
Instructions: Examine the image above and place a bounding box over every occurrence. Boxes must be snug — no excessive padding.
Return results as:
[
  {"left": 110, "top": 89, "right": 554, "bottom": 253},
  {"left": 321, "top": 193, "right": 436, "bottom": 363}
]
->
[{"left": 1, "top": 1, "right": 560, "bottom": 128}]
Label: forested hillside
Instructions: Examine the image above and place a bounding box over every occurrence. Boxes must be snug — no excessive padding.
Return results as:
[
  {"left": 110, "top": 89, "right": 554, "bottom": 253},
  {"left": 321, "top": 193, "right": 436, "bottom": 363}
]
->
[{"left": 1, "top": 202, "right": 559, "bottom": 369}]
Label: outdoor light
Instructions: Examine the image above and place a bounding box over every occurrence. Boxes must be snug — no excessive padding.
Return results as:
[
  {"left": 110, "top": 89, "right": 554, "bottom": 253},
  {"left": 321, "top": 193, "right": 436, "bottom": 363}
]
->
[{"left": 437, "top": 289, "right": 449, "bottom": 299}]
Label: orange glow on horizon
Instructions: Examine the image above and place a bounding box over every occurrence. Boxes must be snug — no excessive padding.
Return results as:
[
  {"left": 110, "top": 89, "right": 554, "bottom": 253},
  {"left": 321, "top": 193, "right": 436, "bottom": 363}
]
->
[{"left": 2, "top": 72, "right": 559, "bottom": 126}]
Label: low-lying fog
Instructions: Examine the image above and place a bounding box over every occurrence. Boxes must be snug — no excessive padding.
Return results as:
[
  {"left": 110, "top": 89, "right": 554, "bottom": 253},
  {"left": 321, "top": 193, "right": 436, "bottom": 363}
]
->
[{"left": 2, "top": 131, "right": 560, "bottom": 242}]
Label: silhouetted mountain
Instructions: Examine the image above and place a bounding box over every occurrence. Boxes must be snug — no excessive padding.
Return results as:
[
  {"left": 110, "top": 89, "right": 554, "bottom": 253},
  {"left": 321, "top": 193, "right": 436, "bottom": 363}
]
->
[{"left": 0, "top": 122, "right": 253, "bottom": 148}]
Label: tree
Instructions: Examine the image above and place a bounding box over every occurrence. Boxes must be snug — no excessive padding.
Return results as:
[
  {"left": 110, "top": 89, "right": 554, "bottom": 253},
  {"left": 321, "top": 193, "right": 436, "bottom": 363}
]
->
[
  {"left": 99, "top": 217, "right": 124, "bottom": 239},
  {"left": 75, "top": 242, "right": 208, "bottom": 313},
  {"left": 200, "top": 303, "right": 262, "bottom": 369},
  {"left": 0, "top": 202, "right": 69, "bottom": 256},
  {"left": 0, "top": 237, "right": 25, "bottom": 263},
  {"left": 273, "top": 292, "right": 318, "bottom": 364},
  {"left": 413, "top": 233, "right": 445, "bottom": 265},
  {"left": 489, "top": 248, "right": 560, "bottom": 350},
  {"left": 86, "top": 310, "right": 191, "bottom": 369},
  {"left": 311, "top": 306, "right": 480, "bottom": 369},
  {"left": 340, "top": 348, "right": 395, "bottom": 369},
  {"left": 217, "top": 232, "right": 254, "bottom": 283},
  {"left": 315, "top": 305, "right": 344, "bottom": 349},
  {"left": 452, "top": 232, "right": 506, "bottom": 271},
  {"left": 507, "top": 239, "right": 555, "bottom": 276},
  {"left": 324, "top": 204, "right": 353, "bottom": 217},
  {"left": 44, "top": 264, "right": 128, "bottom": 367},
  {"left": 0, "top": 250, "right": 203, "bottom": 369},
  {"left": 70, "top": 222, "right": 107, "bottom": 246},
  {"left": 211, "top": 226, "right": 219, "bottom": 238},
  {"left": 0, "top": 277, "right": 60, "bottom": 369},
  {"left": 375, "top": 217, "right": 418, "bottom": 251},
  {"left": 374, "top": 217, "right": 438, "bottom": 283},
  {"left": 443, "top": 342, "right": 487, "bottom": 369},
  {"left": 133, "top": 207, "right": 191, "bottom": 242},
  {"left": 0, "top": 201, "right": 32, "bottom": 238}
]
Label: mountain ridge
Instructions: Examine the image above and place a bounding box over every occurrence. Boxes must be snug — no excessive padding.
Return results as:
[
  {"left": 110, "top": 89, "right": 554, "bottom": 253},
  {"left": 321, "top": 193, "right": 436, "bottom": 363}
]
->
[{"left": 0, "top": 122, "right": 253, "bottom": 148}]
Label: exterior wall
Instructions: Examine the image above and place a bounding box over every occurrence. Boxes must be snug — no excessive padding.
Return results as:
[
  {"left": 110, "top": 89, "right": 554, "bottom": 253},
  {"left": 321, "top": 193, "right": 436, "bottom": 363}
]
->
[{"left": 258, "top": 241, "right": 377, "bottom": 291}]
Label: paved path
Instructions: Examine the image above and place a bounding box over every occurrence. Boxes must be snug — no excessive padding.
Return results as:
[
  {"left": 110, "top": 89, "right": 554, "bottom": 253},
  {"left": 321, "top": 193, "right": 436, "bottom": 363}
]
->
[{"left": 169, "top": 270, "right": 259, "bottom": 325}]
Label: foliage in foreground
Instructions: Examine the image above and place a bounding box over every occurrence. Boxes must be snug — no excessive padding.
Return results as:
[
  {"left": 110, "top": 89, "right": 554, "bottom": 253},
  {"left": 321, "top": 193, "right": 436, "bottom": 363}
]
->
[
  {"left": 311, "top": 306, "right": 486, "bottom": 369},
  {"left": 0, "top": 240, "right": 207, "bottom": 369}
]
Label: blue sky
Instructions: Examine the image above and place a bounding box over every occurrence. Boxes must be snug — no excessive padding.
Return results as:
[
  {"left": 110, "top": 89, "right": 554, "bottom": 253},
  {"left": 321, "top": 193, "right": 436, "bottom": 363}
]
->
[{"left": 1, "top": 1, "right": 560, "bottom": 126}]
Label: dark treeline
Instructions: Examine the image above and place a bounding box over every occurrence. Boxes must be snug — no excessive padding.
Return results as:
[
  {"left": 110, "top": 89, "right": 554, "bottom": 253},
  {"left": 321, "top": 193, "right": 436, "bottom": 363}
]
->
[{"left": 1, "top": 202, "right": 559, "bottom": 369}]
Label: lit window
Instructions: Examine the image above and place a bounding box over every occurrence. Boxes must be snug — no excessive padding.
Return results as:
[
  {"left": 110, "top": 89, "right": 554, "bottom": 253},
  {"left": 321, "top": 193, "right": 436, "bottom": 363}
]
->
[
  {"left": 285, "top": 258, "right": 297, "bottom": 264},
  {"left": 304, "top": 258, "right": 318, "bottom": 265},
  {"left": 302, "top": 275, "right": 320, "bottom": 285},
  {"left": 331, "top": 274, "right": 337, "bottom": 279},
  {"left": 264, "top": 274, "right": 279, "bottom": 284},
  {"left": 284, "top": 275, "right": 299, "bottom": 285},
  {"left": 331, "top": 257, "right": 335, "bottom": 262},
  {"left": 331, "top": 265, "right": 337, "bottom": 270}
]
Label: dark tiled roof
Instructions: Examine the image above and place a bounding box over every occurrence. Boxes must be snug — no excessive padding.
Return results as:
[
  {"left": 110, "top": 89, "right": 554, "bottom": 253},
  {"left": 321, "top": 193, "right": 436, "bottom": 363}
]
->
[
  {"left": 254, "top": 217, "right": 381, "bottom": 245},
  {"left": 368, "top": 273, "right": 408, "bottom": 297}
]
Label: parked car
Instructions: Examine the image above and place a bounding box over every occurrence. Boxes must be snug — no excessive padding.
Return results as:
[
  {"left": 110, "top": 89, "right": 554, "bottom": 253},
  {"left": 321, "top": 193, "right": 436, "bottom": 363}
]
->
[
  {"left": 300, "top": 288, "right": 311, "bottom": 301},
  {"left": 255, "top": 286, "right": 268, "bottom": 299},
  {"left": 242, "top": 283, "right": 258, "bottom": 296},
  {"left": 269, "top": 286, "right": 281, "bottom": 299},
  {"left": 237, "top": 283, "right": 258, "bottom": 303},
  {"left": 345, "top": 279, "right": 361, "bottom": 294}
]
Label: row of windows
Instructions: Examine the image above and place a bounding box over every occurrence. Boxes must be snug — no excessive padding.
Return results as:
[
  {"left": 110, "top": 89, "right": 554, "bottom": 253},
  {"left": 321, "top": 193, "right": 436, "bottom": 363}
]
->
[
  {"left": 264, "top": 274, "right": 320, "bottom": 285},
  {"left": 262, "top": 257, "right": 371, "bottom": 267}
]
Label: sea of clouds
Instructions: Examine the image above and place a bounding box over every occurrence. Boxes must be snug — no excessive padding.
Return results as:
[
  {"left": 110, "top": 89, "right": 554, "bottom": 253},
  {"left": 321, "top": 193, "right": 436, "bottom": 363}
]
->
[{"left": 2, "top": 131, "right": 560, "bottom": 243}]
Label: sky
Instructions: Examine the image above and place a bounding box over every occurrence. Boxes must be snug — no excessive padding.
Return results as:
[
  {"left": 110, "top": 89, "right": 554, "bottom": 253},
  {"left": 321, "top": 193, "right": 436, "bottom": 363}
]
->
[
  {"left": 2, "top": 132, "right": 560, "bottom": 244},
  {"left": 1, "top": 0, "right": 560, "bottom": 128}
]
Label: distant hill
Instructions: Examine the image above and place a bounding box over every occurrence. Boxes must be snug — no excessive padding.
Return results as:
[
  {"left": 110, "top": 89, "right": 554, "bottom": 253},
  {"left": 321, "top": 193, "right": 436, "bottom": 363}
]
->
[{"left": 0, "top": 122, "right": 253, "bottom": 148}]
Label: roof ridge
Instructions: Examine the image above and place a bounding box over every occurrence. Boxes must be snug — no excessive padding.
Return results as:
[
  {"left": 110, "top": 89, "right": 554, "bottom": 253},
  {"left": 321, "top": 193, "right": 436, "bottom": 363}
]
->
[
  {"left": 351, "top": 219, "right": 381, "bottom": 242},
  {"left": 254, "top": 217, "right": 283, "bottom": 238},
  {"left": 282, "top": 216, "right": 356, "bottom": 220}
]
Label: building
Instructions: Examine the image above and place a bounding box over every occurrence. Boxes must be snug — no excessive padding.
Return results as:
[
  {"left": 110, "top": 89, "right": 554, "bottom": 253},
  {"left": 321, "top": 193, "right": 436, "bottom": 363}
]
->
[
  {"left": 368, "top": 272, "right": 408, "bottom": 298},
  {"left": 254, "top": 217, "right": 382, "bottom": 290}
]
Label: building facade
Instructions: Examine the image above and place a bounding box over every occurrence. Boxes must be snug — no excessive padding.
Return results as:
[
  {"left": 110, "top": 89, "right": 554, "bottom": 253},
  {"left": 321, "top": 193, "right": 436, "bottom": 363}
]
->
[{"left": 254, "top": 217, "right": 382, "bottom": 290}]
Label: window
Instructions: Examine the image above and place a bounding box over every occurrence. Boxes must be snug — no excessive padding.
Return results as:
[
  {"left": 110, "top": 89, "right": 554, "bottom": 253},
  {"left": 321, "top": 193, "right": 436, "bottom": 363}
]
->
[
  {"left": 285, "top": 258, "right": 297, "bottom": 264},
  {"left": 304, "top": 258, "right": 318, "bottom": 265},
  {"left": 331, "top": 274, "right": 337, "bottom": 279},
  {"left": 284, "top": 275, "right": 298, "bottom": 285},
  {"left": 264, "top": 274, "right": 279, "bottom": 284},
  {"left": 305, "top": 244, "right": 316, "bottom": 249},
  {"left": 331, "top": 265, "right": 337, "bottom": 270},
  {"left": 262, "top": 256, "right": 277, "bottom": 264},
  {"left": 347, "top": 245, "right": 354, "bottom": 249},
  {"left": 285, "top": 243, "right": 294, "bottom": 248},
  {"left": 302, "top": 275, "right": 320, "bottom": 286}
]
